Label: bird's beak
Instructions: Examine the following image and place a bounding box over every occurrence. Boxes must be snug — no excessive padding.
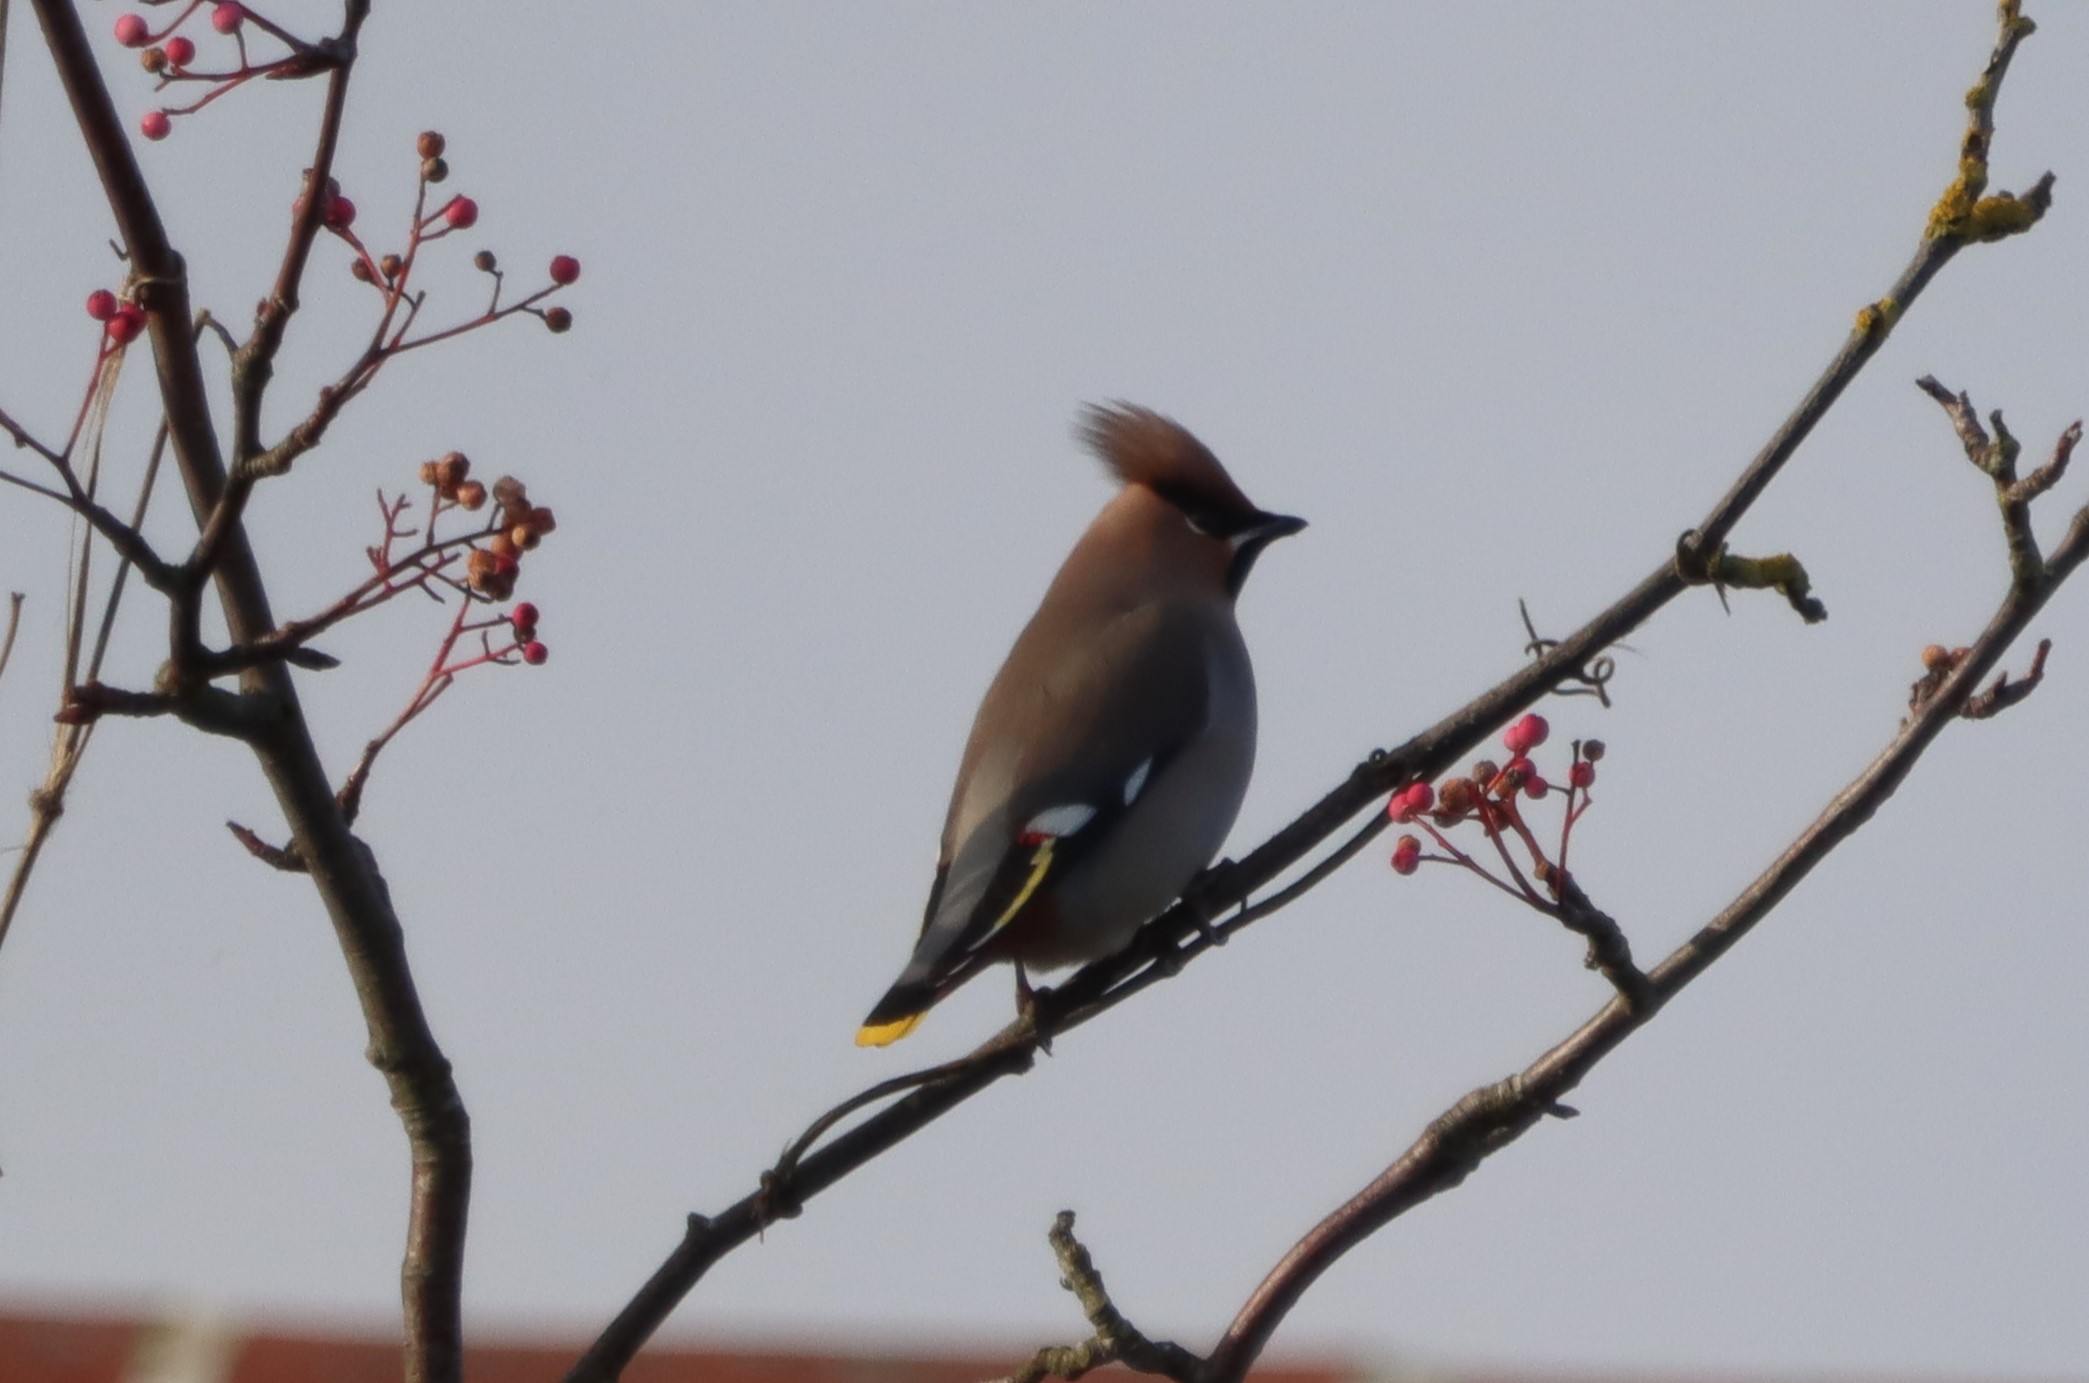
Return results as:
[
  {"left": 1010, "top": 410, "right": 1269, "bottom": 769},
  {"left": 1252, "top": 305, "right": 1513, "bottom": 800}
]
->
[{"left": 1250, "top": 512, "right": 1307, "bottom": 543}]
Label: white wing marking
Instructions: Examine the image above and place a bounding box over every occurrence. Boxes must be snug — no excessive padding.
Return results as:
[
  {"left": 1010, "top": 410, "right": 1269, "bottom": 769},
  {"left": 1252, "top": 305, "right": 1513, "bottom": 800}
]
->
[{"left": 1024, "top": 803, "right": 1097, "bottom": 838}]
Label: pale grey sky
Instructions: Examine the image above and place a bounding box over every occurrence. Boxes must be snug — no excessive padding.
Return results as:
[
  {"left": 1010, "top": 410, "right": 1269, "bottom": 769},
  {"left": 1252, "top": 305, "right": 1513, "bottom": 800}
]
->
[{"left": 1, "top": 3, "right": 2085, "bottom": 1377}]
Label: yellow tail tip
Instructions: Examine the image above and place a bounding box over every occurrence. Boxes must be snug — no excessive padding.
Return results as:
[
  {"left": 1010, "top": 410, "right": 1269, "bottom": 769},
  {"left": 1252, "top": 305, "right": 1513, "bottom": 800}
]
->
[{"left": 855, "top": 1012, "right": 927, "bottom": 1047}]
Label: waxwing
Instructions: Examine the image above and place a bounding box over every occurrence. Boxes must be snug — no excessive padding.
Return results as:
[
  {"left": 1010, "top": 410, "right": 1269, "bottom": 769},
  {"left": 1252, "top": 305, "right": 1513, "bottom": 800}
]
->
[{"left": 857, "top": 403, "right": 1304, "bottom": 1046}]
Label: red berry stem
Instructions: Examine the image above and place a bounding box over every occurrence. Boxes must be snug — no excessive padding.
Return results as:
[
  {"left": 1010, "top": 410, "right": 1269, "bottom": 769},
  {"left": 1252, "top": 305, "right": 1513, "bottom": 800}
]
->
[{"left": 124, "top": 0, "right": 206, "bottom": 48}]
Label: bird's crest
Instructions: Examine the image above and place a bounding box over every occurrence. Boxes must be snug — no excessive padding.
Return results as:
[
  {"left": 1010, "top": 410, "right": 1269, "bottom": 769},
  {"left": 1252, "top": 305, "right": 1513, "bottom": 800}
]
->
[{"left": 1077, "top": 402, "right": 1258, "bottom": 527}]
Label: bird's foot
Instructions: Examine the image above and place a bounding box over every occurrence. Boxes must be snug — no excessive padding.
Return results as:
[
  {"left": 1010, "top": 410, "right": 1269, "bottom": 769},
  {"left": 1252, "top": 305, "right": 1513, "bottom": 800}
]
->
[{"left": 1016, "top": 965, "right": 1054, "bottom": 1055}]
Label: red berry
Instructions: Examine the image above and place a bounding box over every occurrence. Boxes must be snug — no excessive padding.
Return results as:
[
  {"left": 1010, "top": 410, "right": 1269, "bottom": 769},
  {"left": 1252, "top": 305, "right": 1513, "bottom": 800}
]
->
[
  {"left": 139, "top": 109, "right": 172, "bottom": 141},
  {"left": 1505, "top": 756, "right": 1535, "bottom": 781},
  {"left": 510, "top": 602, "right": 540, "bottom": 632},
  {"left": 211, "top": 2, "right": 244, "bottom": 34},
  {"left": 548, "top": 254, "right": 580, "bottom": 285},
  {"left": 1387, "top": 781, "right": 1434, "bottom": 822},
  {"left": 443, "top": 196, "right": 479, "bottom": 230},
  {"left": 106, "top": 306, "right": 146, "bottom": 344},
  {"left": 1504, "top": 712, "right": 1550, "bottom": 755},
  {"left": 1523, "top": 775, "right": 1550, "bottom": 799},
  {"left": 164, "top": 35, "right": 195, "bottom": 66},
  {"left": 1390, "top": 835, "right": 1422, "bottom": 876},
  {"left": 1569, "top": 761, "right": 1596, "bottom": 789},
  {"left": 114, "top": 14, "right": 150, "bottom": 47},
  {"left": 521, "top": 641, "right": 548, "bottom": 666},
  {"left": 325, "top": 195, "right": 356, "bottom": 228},
  {"left": 85, "top": 289, "right": 119, "bottom": 321}
]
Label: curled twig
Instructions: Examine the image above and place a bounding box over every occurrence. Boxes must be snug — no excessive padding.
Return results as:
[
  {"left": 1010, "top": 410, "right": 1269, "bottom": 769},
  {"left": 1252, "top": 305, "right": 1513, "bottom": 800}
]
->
[{"left": 1518, "top": 598, "right": 1616, "bottom": 705}]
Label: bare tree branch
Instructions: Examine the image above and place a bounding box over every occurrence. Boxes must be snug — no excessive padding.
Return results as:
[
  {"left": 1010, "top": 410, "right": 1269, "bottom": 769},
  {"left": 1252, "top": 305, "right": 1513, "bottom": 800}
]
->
[
  {"left": 1199, "top": 420, "right": 2084, "bottom": 1381},
  {"left": 30, "top": 5, "right": 470, "bottom": 1380},
  {"left": 560, "top": 7, "right": 2061, "bottom": 1378}
]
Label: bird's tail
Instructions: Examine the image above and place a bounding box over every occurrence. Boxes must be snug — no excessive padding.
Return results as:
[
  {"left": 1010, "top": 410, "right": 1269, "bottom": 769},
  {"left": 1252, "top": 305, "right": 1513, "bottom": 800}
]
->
[
  {"left": 856, "top": 982, "right": 935, "bottom": 1047},
  {"left": 854, "top": 1011, "right": 927, "bottom": 1047}
]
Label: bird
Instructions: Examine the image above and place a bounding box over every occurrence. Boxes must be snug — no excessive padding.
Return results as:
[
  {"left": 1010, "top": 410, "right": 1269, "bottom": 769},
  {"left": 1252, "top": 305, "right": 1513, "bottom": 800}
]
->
[{"left": 856, "top": 403, "right": 1304, "bottom": 1046}]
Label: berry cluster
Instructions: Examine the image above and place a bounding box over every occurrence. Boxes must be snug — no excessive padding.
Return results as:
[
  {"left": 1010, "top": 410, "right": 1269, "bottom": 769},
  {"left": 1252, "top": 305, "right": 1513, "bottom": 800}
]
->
[
  {"left": 285, "top": 451, "right": 556, "bottom": 657},
  {"left": 316, "top": 454, "right": 557, "bottom": 819},
  {"left": 1386, "top": 713, "right": 1603, "bottom": 906},
  {"left": 114, "top": 2, "right": 323, "bottom": 141},
  {"left": 84, "top": 288, "right": 148, "bottom": 345},
  {"left": 407, "top": 454, "right": 557, "bottom": 604},
  {"left": 327, "top": 131, "right": 580, "bottom": 340}
]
